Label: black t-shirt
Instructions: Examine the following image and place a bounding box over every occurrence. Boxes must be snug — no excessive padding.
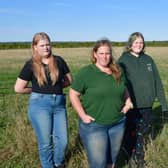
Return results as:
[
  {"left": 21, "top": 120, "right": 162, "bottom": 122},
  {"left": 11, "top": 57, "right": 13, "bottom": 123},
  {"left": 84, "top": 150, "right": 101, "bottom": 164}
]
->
[{"left": 18, "top": 55, "right": 70, "bottom": 94}]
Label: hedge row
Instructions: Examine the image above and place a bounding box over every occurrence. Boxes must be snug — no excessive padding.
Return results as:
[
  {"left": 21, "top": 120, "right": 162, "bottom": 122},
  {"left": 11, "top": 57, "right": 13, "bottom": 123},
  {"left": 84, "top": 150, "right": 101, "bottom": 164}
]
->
[{"left": 0, "top": 41, "right": 168, "bottom": 50}]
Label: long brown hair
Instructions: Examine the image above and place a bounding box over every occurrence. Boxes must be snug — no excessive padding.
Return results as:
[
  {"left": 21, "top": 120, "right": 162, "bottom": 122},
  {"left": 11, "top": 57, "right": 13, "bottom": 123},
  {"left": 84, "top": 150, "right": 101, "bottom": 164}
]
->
[
  {"left": 91, "top": 38, "right": 121, "bottom": 82},
  {"left": 32, "top": 32, "right": 58, "bottom": 86}
]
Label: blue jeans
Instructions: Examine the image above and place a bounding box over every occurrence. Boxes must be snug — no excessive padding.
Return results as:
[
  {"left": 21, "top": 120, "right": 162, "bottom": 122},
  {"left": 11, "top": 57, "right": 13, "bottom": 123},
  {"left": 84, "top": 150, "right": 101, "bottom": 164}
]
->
[
  {"left": 28, "top": 93, "right": 68, "bottom": 168},
  {"left": 79, "top": 117, "right": 126, "bottom": 168}
]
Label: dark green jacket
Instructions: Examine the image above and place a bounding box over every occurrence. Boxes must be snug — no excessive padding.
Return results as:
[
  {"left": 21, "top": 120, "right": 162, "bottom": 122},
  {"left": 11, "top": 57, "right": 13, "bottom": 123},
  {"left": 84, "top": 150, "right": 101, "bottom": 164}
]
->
[{"left": 118, "top": 52, "right": 167, "bottom": 111}]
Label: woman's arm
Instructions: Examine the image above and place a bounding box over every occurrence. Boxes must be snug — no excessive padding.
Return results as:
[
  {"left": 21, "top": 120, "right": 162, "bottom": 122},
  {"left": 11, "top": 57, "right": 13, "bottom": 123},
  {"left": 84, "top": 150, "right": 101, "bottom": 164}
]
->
[
  {"left": 121, "top": 88, "right": 133, "bottom": 114},
  {"left": 14, "top": 78, "right": 32, "bottom": 94},
  {"left": 69, "top": 88, "right": 95, "bottom": 123},
  {"left": 62, "top": 73, "right": 72, "bottom": 88}
]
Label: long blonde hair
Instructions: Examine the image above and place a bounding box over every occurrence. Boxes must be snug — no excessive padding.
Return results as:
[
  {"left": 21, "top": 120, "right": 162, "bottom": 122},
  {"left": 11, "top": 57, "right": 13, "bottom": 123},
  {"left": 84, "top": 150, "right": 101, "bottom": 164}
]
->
[
  {"left": 124, "top": 32, "right": 145, "bottom": 53},
  {"left": 32, "top": 32, "right": 58, "bottom": 86},
  {"left": 91, "top": 38, "right": 121, "bottom": 82}
]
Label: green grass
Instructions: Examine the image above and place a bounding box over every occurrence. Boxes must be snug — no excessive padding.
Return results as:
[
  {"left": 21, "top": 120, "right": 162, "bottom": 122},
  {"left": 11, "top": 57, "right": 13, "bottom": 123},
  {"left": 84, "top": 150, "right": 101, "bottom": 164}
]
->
[{"left": 0, "top": 47, "right": 168, "bottom": 168}]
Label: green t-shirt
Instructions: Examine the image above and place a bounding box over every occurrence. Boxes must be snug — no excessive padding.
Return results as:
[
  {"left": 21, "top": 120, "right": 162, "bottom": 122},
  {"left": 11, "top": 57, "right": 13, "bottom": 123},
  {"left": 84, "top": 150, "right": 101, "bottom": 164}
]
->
[{"left": 71, "top": 64, "right": 126, "bottom": 125}]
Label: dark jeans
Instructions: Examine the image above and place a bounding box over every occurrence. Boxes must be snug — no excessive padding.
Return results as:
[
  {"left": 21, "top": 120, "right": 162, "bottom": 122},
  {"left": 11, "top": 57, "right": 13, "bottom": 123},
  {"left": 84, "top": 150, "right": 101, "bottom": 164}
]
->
[{"left": 123, "top": 108, "right": 152, "bottom": 165}]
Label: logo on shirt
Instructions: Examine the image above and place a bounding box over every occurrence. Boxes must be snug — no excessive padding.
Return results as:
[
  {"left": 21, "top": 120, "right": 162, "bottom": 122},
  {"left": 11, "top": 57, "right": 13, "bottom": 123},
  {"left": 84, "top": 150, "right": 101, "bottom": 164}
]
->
[{"left": 147, "top": 63, "right": 152, "bottom": 71}]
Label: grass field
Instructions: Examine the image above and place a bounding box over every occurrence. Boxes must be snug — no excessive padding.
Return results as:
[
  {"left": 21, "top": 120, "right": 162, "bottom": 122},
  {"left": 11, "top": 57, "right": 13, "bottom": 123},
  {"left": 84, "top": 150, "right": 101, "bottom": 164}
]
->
[{"left": 0, "top": 47, "right": 168, "bottom": 168}]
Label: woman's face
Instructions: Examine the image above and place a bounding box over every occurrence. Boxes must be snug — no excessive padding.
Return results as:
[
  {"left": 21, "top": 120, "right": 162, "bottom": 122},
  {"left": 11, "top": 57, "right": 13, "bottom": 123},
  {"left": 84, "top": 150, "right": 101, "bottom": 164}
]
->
[
  {"left": 94, "top": 45, "right": 111, "bottom": 68},
  {"left": 131, "top": 37, "right": 144, "bottom": 55},
  {"left": 34, "top": 39, "right": 51, "bottom": 57}
]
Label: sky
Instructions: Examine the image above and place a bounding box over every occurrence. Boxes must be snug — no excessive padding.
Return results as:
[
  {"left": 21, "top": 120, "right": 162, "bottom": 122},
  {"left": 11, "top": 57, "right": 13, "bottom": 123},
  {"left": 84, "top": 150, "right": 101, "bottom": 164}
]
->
[{"left": 0, "top": 0, "right": 168, "bottom": 42}]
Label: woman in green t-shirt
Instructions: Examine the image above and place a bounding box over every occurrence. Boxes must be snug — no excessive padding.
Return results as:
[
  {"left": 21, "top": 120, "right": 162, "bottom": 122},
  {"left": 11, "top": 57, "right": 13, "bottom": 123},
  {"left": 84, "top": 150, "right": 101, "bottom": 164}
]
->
[{"left": 69, "top": 39, "right": 133, "bottom": 168}]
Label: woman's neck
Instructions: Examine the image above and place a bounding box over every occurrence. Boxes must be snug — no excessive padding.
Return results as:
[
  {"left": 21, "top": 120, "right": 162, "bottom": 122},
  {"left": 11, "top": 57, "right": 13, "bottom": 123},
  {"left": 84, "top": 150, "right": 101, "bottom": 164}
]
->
[
  {"left": 42, "top": 56, "right": 50, "bottom": 65},
  {"left": 130, "top": 52, "right": 140, "bottom": 57},
  {"left": 95, "top": 64, "right": 112, "bottom": 74}
]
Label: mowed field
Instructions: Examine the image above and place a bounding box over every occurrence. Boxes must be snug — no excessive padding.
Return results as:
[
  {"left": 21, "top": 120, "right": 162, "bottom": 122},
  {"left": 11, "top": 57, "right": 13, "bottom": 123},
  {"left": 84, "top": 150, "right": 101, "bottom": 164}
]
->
[
  {"left": 0, "top": 46, "right": 168, "bottom": 95},
  {"left": 0, "top": 47, "right": 168, "bottom": 168},
  {"left": 0, "top": 46, "right": 168, "bottom": 72}
]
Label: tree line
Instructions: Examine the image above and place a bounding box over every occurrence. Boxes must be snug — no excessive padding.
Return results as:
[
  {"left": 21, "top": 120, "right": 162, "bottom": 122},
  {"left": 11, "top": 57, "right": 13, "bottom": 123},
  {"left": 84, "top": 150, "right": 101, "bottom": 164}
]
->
[{"left": 0, "top": 41, "right": 168, "bottom": 50}]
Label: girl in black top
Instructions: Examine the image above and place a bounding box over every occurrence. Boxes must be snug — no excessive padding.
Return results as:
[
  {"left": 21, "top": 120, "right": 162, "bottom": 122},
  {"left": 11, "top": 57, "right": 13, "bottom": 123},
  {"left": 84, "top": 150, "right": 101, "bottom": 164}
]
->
[{"left": 14, "top": 32, "right": 72, "bottom": 168}]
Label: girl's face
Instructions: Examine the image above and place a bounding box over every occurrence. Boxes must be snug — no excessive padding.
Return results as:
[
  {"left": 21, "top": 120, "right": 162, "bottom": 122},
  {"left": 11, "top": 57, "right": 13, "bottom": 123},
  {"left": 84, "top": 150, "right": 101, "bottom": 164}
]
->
[
  {"left": 131, "top": 37, "right": 144, "bottom": 55},
  {"left": 94, "top": 45, "right": 111, "bottom": 68},
  {"left": 34, "top": 39, "right": 51, "bottom": 57}
]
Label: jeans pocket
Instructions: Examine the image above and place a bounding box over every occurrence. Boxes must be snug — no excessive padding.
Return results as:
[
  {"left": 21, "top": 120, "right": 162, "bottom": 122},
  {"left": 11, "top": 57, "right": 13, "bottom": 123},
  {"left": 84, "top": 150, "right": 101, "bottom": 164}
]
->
[{"left": 79, "top": 119, "right": 101, "bottom": 133}]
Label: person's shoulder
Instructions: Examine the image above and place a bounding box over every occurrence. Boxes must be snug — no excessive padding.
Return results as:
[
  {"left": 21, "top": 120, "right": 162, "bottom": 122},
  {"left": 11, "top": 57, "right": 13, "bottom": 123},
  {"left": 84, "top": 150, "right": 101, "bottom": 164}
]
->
[
  {"left": 53, "top": 55, "right": 64, "bottom": 61},
  {"left": 53, "top": 55, "right": 68, "bottom": 65},
  {"left": 78, "top": 64, "right": 93, "bottom": 72},
  {"left": 141, "top": 53, "right": 154, "bottom": 62},
  {"left": 24, "top": 58, "right": 33, "bottom": 66},
  {"left": 118, "top": 52, "right": 131, "bottom": 64},
  {"left": 20, "top": 58, "right": 33, "bottom": 72},
  {"left": 121, "top": 52, "right": 130, "bottom": 57},
  {"left": 75, "top": 64, "right": 92, "bottom": 76},
  {"left": 119, "top": 52, "right": 130, "bottom": 60}
]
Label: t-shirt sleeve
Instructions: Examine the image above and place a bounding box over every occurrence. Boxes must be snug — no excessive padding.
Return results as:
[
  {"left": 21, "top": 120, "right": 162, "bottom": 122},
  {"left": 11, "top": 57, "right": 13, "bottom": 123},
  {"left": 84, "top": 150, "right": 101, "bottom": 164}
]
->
[
  {"left": 18, "top": 60, "right": 33, "bottom": 81},
  {"left": 71, "top": 69, "right": 86, "bottom": 94},
  {"left": 59, "top": 57, "right": 70, "bottom": 75}
]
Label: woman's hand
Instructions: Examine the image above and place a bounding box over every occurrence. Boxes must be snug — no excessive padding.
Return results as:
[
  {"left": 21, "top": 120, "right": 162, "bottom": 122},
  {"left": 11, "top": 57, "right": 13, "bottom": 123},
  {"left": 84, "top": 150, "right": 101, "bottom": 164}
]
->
[
  {"left": 69, "top": 88, "right": 95, "bottom": 123},
  {"left": 121, "top": 104, "right": 130, "bottom": 114},
  {"left": 80, "top": 114, "right": 95, "bottom": 124},
  {"left": 121, "top": 97, "right": 133, "bottom": 114}
]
